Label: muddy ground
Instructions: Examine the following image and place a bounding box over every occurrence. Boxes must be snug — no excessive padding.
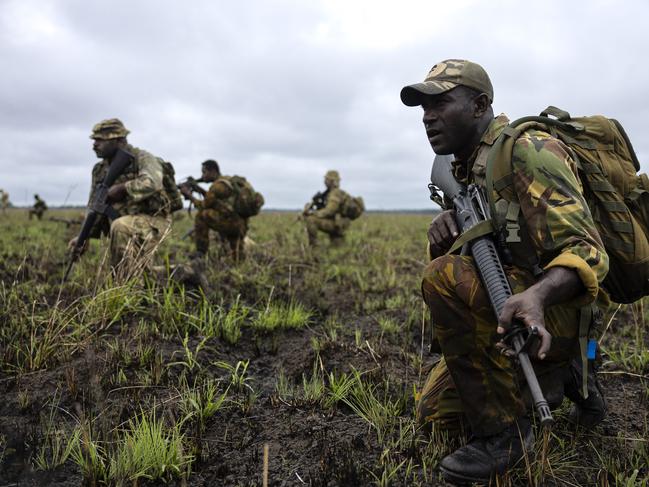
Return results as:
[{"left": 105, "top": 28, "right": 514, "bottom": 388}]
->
[{"left": 0, "top": 209, "right": 647, "bottom": 486}]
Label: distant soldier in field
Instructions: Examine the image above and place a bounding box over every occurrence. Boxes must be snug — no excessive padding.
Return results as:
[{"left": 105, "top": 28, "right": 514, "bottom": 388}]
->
[
  {"left": 68, "top": 118, "right": 173, "bottom": 272},
  {"left": 0, "top": 189, "right": 9, "bottom": 215},
  {"left": 180, "top": 159, "right": 263, "bottom": 261},
  {"left": 28, "top": 194, "right": 47, "bottom": 220},
  {"left": 302, "top": 170, "right": 364, "bottom": 247}
]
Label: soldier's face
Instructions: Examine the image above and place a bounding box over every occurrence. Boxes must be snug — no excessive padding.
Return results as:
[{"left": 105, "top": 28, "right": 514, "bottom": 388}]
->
[
  {"left": 93, "top": 138, "right": 119, "bottom": 159},
  {"left": 325, "top": 177, "right": 335, "bottom": 189},
  {"left": 201, "top": 167, "right": 219, "bottom": 182},
  {"left": 421, "top": 88, "right": 477, "bottom": 157}
]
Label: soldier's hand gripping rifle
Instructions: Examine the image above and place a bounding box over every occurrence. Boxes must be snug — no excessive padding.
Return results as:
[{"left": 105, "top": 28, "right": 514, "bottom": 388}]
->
[
  {"left": 63, "top": 148, "right": 133, "bottom": 282},
  {"left": 429, "top": 154, "right": 554, "bottom": 428},
  {"left": 302, "top": 189, "right": 329, "bottom": 216}
]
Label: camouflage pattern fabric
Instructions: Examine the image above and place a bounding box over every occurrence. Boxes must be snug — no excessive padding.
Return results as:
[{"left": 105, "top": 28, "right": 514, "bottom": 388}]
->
[
  {"left": 90, "top": 118, "right": 130, "bottom": 140},
  {"left": 305, "top": 187, "right": 350, "bottom": 246},
  {"left": 109, "top": 213, "right": 170, "bottom": 272},
  {"left": 419, "top": 256, "right": 585, "bottom": 436},
  {"left": 0, "top": 190, "right": 8, "bottom": 213},
  {"left": 87, "top": 144, "right": 169, "bottom": 266},
  {"left": 193, "top": 177, "right": 248, "bottom": 259},
  {"left": 400, "top": 59, "right": 494, "bottom": 107},
  {"left": 29, "top": 196, "right": 47, "bottom": 220},
  {"left": 418, "top": 115, "right": 609, "bottom": 437}
]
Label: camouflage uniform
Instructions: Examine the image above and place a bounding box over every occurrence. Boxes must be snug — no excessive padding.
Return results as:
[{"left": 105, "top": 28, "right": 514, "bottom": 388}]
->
[
  {"left": 304, "top": 170, "right": 351, "bottom": 246},
  {"left": 29, "top": 194, "right": 47, "bottom": 220},
  {"left": 88, "top": 119, "right": 171, "bottom": 270},
  {"left": 193, "top": 176, "right": 248, "bottom": 259},
  {"left": 417, "top": 115, "right": 609, "bottom": 437},
  {"left": 0, "top": 190, "right": 9, "bottom": 214}
]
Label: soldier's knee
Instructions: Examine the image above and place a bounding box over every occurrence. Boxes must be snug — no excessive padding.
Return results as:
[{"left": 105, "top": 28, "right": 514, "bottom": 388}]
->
[{"left": 110, "top": 217, "right": 131, "bottom": 237}]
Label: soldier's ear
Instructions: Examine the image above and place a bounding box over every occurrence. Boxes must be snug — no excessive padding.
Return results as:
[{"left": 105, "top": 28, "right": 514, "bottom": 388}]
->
[{"left": 474, "top": 93, "right": 491, "bottom": 117}]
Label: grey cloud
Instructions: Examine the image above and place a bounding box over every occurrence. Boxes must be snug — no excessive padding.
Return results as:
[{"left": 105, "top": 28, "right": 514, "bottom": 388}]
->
[{"left": 1, "top": 0, "right": 648, "bottom": 210}]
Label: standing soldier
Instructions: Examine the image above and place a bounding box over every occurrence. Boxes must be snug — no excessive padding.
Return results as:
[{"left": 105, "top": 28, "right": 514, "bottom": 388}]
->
[
  {"left": 400, "top": 59, "right": 608, "bottom": 483},
  {"left": 180, "top": 159, "right": 263, "bottom": 261},
  {"left": 29, "top": 194, "right": 47, "bottom": 220},
  {"left": 302, "top": 170, "right": 363, "bottom": 247},
  {"left": 0, "top": 189, "right": 9, "bottom": 215},
  {"left": 68, "top": 118, "right": 172, "bottom": 273}
]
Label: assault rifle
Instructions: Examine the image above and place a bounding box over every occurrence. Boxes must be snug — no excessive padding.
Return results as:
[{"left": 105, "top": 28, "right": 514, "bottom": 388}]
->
[
  {"left": 63, "top": 148, "right": 133, "bottom": 282},
  {"left": 178, "top": 176, "right": 207, "bottom": 197},
  {"left": 429, "top": 154, "right": 553, "bottom": 428},
  {"left": 49, "top": 216, "right": 82, "bottom": 228},
  {"left": 305, "top": 189, "right": 329, "bottom": 213}
]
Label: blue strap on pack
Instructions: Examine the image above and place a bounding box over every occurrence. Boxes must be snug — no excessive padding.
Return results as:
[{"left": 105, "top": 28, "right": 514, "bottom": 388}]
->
[{"left": 587, "top": 339, "right": 597, "bottom": 360}]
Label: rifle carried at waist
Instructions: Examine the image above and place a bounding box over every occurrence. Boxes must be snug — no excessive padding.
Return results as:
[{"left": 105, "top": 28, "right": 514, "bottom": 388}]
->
[
  {"left": 49, "top": 216, "right": 82, "bottom": 228},
  {"left": 63, "top": 148, "right": 133, "bottom": 282},
  {"left": 305, "top": 189, "right": 329, "bottom": 213},
  {"left": 429, "top": 154, "right": 553, "bottom": 428}
]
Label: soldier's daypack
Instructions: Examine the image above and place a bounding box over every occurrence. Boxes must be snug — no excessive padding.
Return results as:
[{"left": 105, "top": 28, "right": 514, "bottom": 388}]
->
[
  {"left": 159, "top": 159, "right": 184, "bottom": 213},
  {"left": 340, "top": 192, "right": 365, "bottom": 220},
  {"left": 223, "top": 175, "right": 265, "bottom": 218},
  {"left": 486, "top": 106, "right": 649, "bottom": 305}
]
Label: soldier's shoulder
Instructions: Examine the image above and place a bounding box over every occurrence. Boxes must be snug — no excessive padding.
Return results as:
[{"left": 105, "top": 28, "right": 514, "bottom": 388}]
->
[
  {"left": 128, "top": 145, "right": 157, "bottom": 162},
  {"left": 91, "top": 160, "right": 106, "bottom": 176},
  {"left": 513, "top": 128, "right": 569, "bottom": 162}
]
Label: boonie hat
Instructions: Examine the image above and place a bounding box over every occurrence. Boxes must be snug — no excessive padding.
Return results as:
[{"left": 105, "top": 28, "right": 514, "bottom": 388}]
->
[
  {"left": 400, "top": 59, "right": 493, "bottom": 107},
  {"left": 325, "top": 170, "right": 340, "bottom": 182},
  {"left": 90, "top": 118, "right": 130, "bottom": 140}
]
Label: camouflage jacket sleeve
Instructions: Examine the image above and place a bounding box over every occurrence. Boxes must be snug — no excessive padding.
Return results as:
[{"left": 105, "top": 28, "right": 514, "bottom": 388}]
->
[
  {"left": 124, "top": 150, "right": 164, "bottom": 202},
  {"left": 195, "top": 179, "right": 232, "bottom": 210},
  {"left": 512, "top": 131, "right": 609, "bottom": 304},
  {"left": 314, "top": 188, "right": 343, "bottom": 218}
]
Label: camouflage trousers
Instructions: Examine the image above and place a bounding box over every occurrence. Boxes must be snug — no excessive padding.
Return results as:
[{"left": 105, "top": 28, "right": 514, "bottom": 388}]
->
[
  {"left": 109, "top": 214, "right": 171, "bottom": 273},
  {"left": 29, "top": 209, "right": 45, "bottom": 220},
  {"left": 304, "top": 215, "right": 350, "bottom": 246},
  {"left": 194, "top": 208, "right": 248, "bottom": 260},
  {"left": 418, "top": 254, "right": 581, "bottom": 437}
]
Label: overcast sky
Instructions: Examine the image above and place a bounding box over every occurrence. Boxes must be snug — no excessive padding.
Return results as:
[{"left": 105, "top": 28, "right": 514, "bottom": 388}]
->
[{"left": 1, "top": 0, "right": 648, "bottom": 209}]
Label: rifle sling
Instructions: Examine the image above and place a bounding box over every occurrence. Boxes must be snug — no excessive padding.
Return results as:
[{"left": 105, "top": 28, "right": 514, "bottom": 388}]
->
[{"left": 447, "top": 220, "right": 494, "bottom": 255}]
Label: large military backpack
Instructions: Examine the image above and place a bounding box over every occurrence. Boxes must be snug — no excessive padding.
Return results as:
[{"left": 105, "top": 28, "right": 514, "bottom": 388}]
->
[
  {"left": 223, "top": 175, "right": 265, "bottom": 218},
  {"left": 158, "top": 158, "right": 184, "bottom": 213},
  {"left": 340, "top": 191, "right": 365, "bottom": 220},
  {"left": 486, "top": 106, "right": 649, "bottom": 304}
]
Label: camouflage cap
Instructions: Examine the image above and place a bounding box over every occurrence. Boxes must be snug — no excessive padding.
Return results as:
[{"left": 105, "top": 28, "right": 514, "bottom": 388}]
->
[
  {"left": 90, "top": 118, "right": 130, "bottom": 140},
  {"left": 325, "top": 170, "right": 340, "bottom": 182},
  {"left": 400, "top": 59, "right": 493, "bottom": 107}
]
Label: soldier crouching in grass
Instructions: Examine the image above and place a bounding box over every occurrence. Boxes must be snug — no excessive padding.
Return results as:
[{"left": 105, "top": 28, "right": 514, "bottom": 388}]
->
[
  {"left": 302, "top": 170, "right": 351, "bottom": 248},
  {"left": 400, "top": 59, "right": 609, "bottom": 484},
  {"left": 68, "top": 118, "right": 172, "bottom": 277},
  {"left": 180, "top": 159, "right": 262, "bottom": 262},
  {"left": 29, "top": 194, "right": 47, "bottom": 220}
]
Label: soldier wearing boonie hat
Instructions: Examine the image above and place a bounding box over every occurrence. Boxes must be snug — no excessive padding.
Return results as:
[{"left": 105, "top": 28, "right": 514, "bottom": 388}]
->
[
  {"left": 302, "top": 170, "right": 353, "bottom": 248},
  {"left": 401, "top": 59, "right": 609, "bottom": 483},
  {"left": 68, "top": 118, "right": 172, "bottom": 275},
  {"left": 400, "top": 59, "right": 493, "bottom": 107}
]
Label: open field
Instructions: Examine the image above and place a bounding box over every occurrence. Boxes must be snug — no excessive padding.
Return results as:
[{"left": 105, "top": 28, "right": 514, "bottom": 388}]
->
[{"left": 0, "top": 208, "right": 647, "bottom": 486}]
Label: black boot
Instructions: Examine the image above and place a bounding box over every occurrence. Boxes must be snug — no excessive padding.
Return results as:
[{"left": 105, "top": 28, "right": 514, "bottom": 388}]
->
[
  {"left": 564, "top": 358, "right": 607, "bottom": 428},
  {"left": 439, "top": 418, "right": 533, "bottom": 485}
]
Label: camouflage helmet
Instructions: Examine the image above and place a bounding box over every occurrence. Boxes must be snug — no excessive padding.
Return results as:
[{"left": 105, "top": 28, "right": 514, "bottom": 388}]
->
[
  {"left": 90, "top": 118, "right": 130, "bottom": 140},
  {"left": 400, "top": 59, "right": 493, "bottom": 107},
  {"left": 325, "top": 170, "right": 340, "bottom": 183}
]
